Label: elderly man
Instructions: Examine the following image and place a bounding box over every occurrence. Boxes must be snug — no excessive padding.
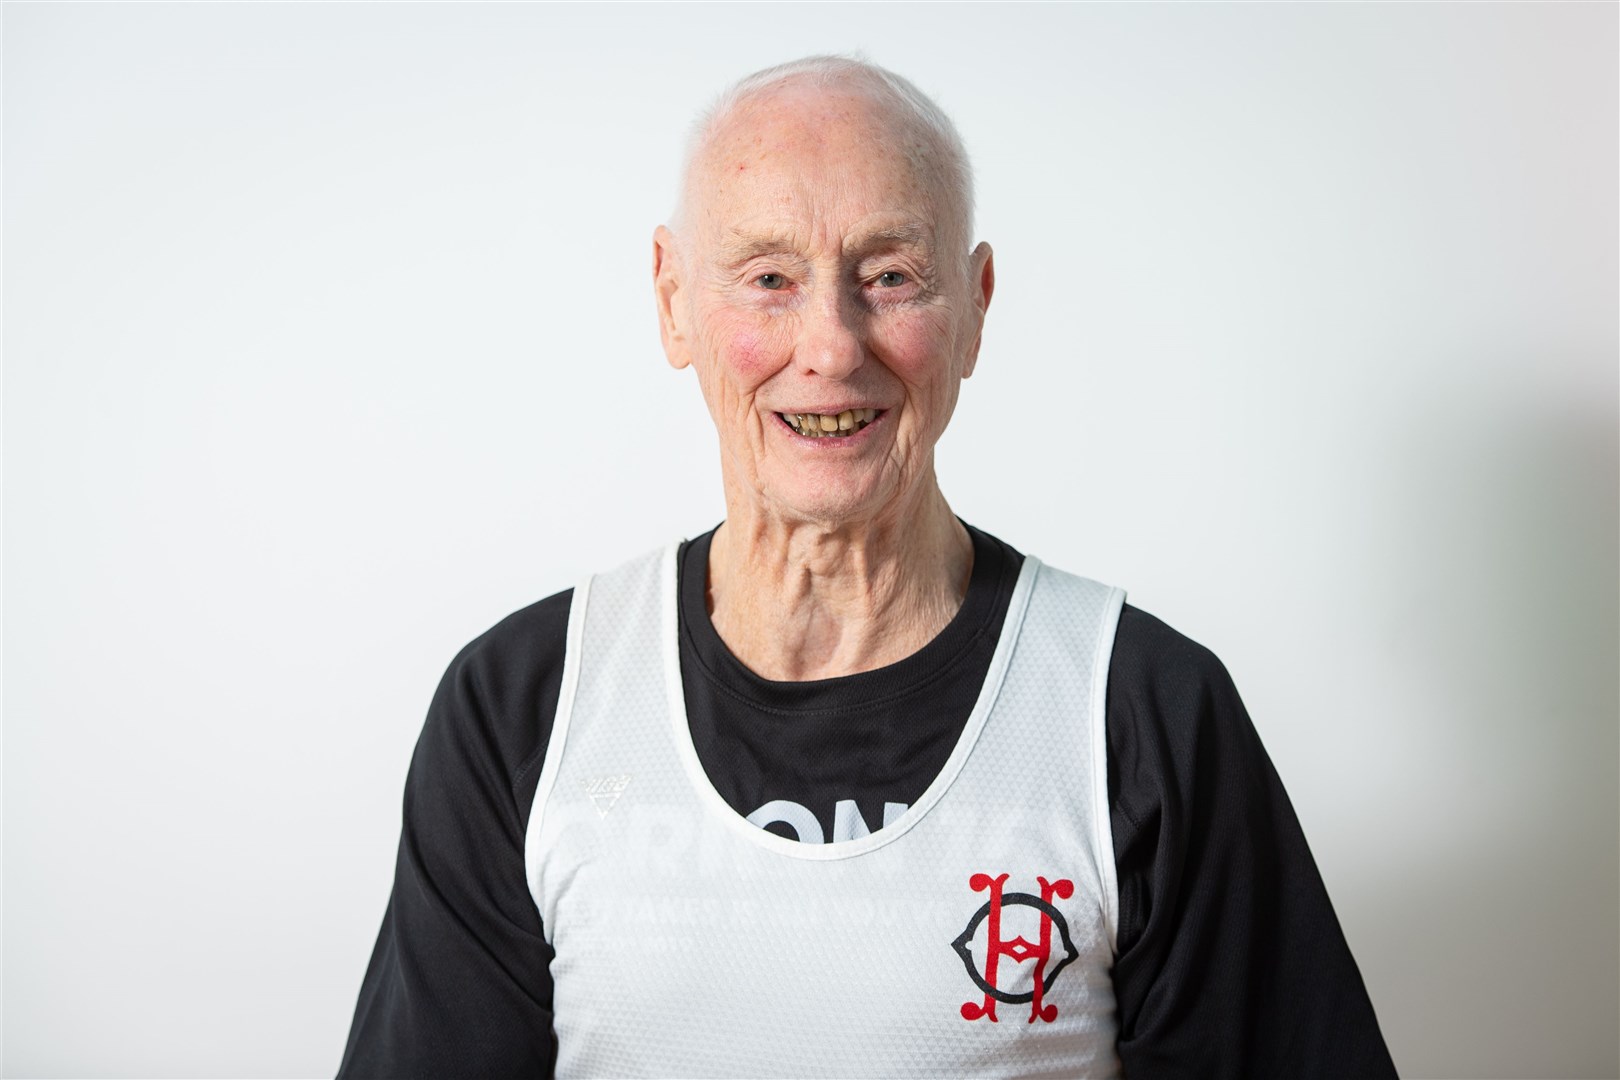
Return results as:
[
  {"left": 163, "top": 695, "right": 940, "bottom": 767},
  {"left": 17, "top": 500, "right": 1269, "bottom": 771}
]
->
[{"left": 339, "top": 57, "right": 1396, "bottom": 1078}]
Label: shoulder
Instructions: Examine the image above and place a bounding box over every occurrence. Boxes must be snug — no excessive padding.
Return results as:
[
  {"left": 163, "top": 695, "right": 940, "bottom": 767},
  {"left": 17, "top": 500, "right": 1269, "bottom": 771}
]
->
[
  {"left": 444, "top": 537, "right": 678, "bottom": 732},
  {"left": 417, "top": 587, "right": 575, "bottom": 817},
  {"left": 1109, "top": 604, "right": 1240, "bottom": 709},
  {"left": 1105, "top": 603, "right": 1261, "bottom": 799},
  {"left": 1103, "top": 604, "right": 1398, "bottom": 1076},
  {"left": 445, "top": 587, "right": 575, "bottom": 711},
  {"left": 454, "top": 587, "right": 575, "bottom": 678},
  {"left": 1111, "top": 601, "right": 1228, "bottom": 679}
]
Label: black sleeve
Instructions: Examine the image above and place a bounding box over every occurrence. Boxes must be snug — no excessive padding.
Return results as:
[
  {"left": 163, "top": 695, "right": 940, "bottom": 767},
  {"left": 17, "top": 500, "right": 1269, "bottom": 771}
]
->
[
  {"left": 1106, "top": 605, "right": 1397, "bottom": 1078},
  {"left": 337, "top": 590, "right": 571, "bottom": 1080}
]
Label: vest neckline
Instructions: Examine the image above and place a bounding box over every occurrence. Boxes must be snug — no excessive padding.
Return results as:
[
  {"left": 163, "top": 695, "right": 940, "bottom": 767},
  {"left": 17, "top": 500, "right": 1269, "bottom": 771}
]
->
[{"left": 659, "top": 539, "right": 1044, "bottom": 861}]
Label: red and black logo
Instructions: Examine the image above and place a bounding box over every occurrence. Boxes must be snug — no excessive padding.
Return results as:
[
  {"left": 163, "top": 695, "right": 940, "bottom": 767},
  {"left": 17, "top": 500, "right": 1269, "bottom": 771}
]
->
[{"left": 952, "top": 872, "right": 1078, "bottom": 1023}]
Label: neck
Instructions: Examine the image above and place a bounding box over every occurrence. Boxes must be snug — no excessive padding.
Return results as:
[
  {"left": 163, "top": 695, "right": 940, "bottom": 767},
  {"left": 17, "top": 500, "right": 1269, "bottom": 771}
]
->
[{"left": 706, "top": 480, "right": 974, "bottom": 681}]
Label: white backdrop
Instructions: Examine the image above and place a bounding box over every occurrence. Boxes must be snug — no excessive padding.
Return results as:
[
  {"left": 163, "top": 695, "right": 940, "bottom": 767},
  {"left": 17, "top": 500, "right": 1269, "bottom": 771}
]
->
[{"left": 6, "top": 4, "right": 1616, "bottom": 1077}]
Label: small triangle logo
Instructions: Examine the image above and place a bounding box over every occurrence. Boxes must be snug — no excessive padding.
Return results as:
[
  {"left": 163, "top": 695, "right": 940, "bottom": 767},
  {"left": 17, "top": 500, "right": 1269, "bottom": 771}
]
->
[{"left": 581, "top": 773, "right": 632, "bottom": 818}]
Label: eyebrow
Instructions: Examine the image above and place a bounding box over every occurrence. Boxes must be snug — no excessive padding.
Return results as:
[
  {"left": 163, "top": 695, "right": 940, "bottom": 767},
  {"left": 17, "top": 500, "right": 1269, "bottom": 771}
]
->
[
  {"left": 847, "top": 224, "right": 933, "bottom": 257},
  {"left": 716, "top": 223, "right": 935, "bottom": 266},
  {"left": 716, "top": 233, "right": 801, "bottom": 265}
]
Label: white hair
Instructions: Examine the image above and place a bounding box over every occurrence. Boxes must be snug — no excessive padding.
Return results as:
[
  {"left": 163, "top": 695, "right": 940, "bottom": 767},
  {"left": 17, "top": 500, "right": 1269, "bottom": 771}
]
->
[{"left": 671, "top": 54, "right": 976, "bottom": 259}]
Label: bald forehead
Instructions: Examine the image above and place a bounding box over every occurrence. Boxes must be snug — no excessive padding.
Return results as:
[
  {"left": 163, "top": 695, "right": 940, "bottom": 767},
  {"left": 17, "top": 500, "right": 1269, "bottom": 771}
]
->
[
  {"left": 709, "top": 79, "right": 907, "bottom": 149},
  {"left": 681, "top": 78, "right": 966, "bottom": 254},
  {"left": 714, "top": 78, "right": 945, "bottom": 166}
]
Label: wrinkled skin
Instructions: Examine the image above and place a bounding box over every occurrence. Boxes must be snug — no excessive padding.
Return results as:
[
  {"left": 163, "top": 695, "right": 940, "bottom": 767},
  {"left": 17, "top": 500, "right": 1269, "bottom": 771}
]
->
[{"left": 653, "top": 78, "right": 995, "bottom": 680}]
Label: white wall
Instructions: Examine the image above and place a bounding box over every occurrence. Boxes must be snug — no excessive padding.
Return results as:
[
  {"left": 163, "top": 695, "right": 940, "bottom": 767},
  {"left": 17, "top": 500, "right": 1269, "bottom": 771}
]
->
[{"left": 6, "top": 4, "right": 1615, "bottom": 1077}]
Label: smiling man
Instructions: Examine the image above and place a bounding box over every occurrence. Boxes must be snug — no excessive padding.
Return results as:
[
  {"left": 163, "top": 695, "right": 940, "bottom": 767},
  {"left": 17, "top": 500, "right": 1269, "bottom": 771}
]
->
[{"left": 339, "top": 56, "right": 1397, "bottom": 1078}]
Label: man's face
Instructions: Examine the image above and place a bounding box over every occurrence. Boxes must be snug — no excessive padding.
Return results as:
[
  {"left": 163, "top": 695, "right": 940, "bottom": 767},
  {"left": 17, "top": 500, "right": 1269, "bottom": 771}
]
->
[{"left": 655, "top": 83, "right": 993, "bottom": 528}]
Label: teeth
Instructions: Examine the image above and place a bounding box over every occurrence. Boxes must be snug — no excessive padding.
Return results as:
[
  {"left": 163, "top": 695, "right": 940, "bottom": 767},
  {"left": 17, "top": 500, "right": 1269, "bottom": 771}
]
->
[{"left": 783, "top": 408, "right": 881, "bottom": 438}]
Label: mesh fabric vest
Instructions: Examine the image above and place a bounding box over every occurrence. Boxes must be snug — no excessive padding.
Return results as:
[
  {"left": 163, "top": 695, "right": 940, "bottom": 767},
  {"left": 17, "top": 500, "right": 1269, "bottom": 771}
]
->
[{"left": 526, "top": 543, "right": 1126, "bottom": 1078}]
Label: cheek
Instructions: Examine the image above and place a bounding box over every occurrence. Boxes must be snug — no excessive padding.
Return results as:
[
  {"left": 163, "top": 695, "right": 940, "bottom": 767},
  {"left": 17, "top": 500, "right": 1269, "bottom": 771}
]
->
[
  {"left": 702, "top": 310, "right": 784, "bottom": 389},
  {"left": 875, "top": 309, "right": 960, "bottom": 388},
  {"left": 724, "top": 330, "right": 771, "bottom": 380}
]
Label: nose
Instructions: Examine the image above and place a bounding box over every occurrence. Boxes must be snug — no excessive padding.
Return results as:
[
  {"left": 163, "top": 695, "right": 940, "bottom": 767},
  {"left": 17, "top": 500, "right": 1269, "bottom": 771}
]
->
[{"left": 793, "top": 289, "right": 864, "bottom": 380}]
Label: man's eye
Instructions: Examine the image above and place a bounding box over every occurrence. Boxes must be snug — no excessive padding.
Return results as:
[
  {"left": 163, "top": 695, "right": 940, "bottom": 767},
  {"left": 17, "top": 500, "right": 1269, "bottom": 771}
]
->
[
  {"left": 755, "top": 273, "right": 786, "bottom": 290},
  {"left": 876, "top": 271, "right": 908, "bottom": 287}
]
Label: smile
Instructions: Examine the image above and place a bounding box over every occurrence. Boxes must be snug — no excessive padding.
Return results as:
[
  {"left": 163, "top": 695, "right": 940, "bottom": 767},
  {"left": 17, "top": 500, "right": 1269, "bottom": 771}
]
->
[{"left": 777, "top": 408, "right": 882, "bottom": 439}]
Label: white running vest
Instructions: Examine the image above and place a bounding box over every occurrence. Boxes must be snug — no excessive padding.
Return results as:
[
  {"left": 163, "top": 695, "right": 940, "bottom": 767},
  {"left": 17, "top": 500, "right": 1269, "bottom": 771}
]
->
[{"left": 526, "top": 542, "right": 1127, "bottom": 1079}]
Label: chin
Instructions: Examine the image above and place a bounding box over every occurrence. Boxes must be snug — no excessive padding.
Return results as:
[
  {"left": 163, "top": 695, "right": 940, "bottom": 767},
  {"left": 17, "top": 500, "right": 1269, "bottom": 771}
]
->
[{"left": 764, "top": 471, "right": 898, "bottom": 528}]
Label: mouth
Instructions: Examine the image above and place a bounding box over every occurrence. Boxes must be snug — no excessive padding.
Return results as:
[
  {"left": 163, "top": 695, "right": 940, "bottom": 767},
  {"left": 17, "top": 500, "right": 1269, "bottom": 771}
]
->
[{"left": 776, "top": 407, "right": 883, "bottom": 439}]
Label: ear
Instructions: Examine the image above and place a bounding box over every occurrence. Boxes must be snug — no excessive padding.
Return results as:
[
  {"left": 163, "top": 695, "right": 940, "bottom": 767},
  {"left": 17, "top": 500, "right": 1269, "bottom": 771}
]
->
[
  {"left": 653, "top": 225, "right": 691, "bottom": 370},
  {"left": 961, "top": 242, "right": 995, "bottom": 379}
]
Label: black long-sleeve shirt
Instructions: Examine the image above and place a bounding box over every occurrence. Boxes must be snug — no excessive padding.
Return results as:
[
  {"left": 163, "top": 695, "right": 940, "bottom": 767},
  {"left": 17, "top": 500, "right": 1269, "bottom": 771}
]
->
[{"left": 338, "top": 523, "right": 1396, "bottom": 1078}]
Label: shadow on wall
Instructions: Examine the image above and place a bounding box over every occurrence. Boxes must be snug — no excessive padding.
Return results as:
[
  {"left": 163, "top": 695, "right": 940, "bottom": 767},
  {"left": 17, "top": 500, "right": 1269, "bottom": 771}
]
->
[{"left": 1353, "top": 349, "right": 1618, "bottom": 1080}]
